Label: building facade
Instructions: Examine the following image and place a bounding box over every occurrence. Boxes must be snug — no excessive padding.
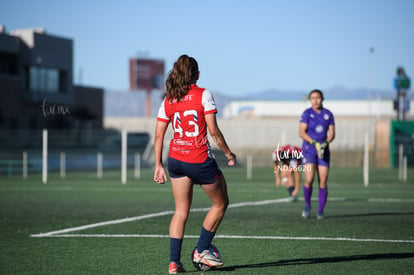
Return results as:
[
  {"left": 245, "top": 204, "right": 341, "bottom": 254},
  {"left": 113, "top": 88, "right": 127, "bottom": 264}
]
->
[{"left": 0, "top": 27, "right": 103, "bottom": 131}]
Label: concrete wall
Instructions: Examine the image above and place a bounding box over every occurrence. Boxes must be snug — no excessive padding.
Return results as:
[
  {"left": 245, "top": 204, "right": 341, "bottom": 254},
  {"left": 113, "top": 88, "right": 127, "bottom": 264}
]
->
[
  {"left": 104, "top": 116, "right": 390, "bottom": 167},
  {"left": 223, "top": 100, "right": 414, "bottom": 119}
]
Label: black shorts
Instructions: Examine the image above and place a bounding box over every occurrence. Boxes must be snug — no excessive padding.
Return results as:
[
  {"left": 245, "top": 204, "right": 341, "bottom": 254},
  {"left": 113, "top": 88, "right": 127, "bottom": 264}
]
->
[{"left": 168, "top": 156, "right": 222, "bottom": 184}]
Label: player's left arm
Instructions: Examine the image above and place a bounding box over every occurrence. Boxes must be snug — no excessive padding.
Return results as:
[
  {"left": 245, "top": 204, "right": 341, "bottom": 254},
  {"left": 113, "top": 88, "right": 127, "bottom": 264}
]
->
[
  {"left": 325, "top": 112, "right": 336, "bottom": 145},
  {"left": 325, "top": 124, "right": 335, "bottom": 144},
  {"left": 316, "top": 124, "right": 335, "bottom": 156}
]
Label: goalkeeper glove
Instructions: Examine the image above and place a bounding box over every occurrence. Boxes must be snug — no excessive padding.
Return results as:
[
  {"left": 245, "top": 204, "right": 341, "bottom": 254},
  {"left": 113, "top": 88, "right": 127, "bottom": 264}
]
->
[
  {"left": 314, "top": 142, "right": 322, "bottom": 158},
  {"left": 315, "top": 141, "right": 329, "bottom": 159}
]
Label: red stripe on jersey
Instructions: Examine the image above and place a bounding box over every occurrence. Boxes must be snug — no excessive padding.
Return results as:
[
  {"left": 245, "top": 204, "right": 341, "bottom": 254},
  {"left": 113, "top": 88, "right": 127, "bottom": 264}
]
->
[{"left": 157, "top": 117, "right": 169, "bottom": 123}]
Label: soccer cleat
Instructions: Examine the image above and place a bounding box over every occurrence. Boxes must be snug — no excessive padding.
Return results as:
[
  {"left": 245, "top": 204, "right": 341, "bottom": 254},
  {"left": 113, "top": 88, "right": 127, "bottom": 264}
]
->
[
  {"left": 169, "top": 262, "right": 185, "bottom": 274},
  {"left": 317, "top": 212, "right": 325, "bottom": 220},
  {"left": 302, "top": 206, "right": 310, "bottom": 218},
  {"left": 193, "top": 249, "right": 224, "bottom": 268},
  {"left": 289, "top": 196, "right": 297, "bottom": 202}
]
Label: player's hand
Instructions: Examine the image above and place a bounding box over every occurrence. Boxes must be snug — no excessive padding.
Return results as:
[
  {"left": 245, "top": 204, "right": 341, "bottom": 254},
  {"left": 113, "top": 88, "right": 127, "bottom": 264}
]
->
[
  {"left": 226, "top": 152, "right": 236, "bottom": 166},
  {"left": 154, "top": 166, "right": 167, "bottom": 184},
  {"left": 318, "top": 141, "right": 329, "bottom": 158},
  {"left": 314, "top": 141, "right": 321, "bottom": 152},
  {"left": 314, "top": 142, "right": 325, "bottom": 159}
]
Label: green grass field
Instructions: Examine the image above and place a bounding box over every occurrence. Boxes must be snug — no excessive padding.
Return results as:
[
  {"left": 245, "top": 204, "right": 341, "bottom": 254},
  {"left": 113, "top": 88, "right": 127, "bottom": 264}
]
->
[{"left": 1, "top": 167, "right": 413, "bottom": 274}]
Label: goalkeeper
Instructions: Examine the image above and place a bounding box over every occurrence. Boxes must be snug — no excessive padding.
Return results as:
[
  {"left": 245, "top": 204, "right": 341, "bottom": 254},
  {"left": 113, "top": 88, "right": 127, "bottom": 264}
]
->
[{"left": 299, "top": 89, "right": 335, "bottom": 219}]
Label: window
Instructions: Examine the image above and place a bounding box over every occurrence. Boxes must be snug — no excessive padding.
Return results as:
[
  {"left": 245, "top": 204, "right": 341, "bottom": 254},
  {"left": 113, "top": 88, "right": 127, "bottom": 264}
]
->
[
  {"left": 0, "top": 53, "right": 18, "bottom": 76},
  {"left": 29, "top": 66, "right": 61, "bottom": 93}
]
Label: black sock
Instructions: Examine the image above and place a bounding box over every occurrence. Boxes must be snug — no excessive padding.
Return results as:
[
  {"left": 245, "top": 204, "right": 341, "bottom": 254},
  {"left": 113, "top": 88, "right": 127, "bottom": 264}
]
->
[
  {"left": 170, "top": 238, "right": 182, "bottom": 264},
  {"left": 197, "top": 227, "right": 215, "bottom": 252}
]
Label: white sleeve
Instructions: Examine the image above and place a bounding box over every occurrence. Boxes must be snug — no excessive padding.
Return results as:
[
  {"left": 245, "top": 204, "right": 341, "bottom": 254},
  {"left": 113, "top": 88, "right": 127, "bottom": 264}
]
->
[
  {"left": 202, "top": 90, "right": 217, "bottom": 113},
  {"left": 157, "top": 99, "right": 170, "bottom": 121}
]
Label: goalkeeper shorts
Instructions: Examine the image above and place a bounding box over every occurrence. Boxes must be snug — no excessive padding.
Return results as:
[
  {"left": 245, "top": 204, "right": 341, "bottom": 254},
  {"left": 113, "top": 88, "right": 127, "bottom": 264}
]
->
[{"left": 302, "top": 150, "right": 330, "bottom": 167}]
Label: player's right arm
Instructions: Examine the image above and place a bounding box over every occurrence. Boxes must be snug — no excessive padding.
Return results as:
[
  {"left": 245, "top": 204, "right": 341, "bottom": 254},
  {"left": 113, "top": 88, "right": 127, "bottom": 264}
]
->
[
  {"left": 292, "top": 169, "right": 300, "bottom": 197},
  {"left": 300, "top": 121, "right": 325, "bottom": 158},
  {"left": 154, "top": 101, "right": 170, "bottom": 184},
  {"left": 274, "top": 161, "right": 281, "bottom": 188},
  {"left": 299, "top": 122, "right": 314, "bottom": 144},
  {"left": 154, "top": 120, "right": 168, "bottom": 184}
]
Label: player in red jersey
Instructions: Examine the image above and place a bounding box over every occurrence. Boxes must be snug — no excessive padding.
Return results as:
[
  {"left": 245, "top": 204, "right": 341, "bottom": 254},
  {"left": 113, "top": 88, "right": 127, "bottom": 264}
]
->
[
  {"left": 154, "top": 55, "right": 236, "bottom": 274},
  {"left": 272, "top": 144, "right": 302, "bottom": 202}
]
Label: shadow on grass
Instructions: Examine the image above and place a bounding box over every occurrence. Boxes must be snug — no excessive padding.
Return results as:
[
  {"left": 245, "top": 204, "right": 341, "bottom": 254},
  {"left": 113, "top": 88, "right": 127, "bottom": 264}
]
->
[{"left": 215, "top": 252, "right": 414, "bottom": 272}]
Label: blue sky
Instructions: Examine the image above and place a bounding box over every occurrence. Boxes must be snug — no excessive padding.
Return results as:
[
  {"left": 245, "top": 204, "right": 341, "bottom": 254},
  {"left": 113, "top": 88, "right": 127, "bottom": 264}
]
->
[{"left": 2, "top": 0, "right": 413, "bottom": 97}]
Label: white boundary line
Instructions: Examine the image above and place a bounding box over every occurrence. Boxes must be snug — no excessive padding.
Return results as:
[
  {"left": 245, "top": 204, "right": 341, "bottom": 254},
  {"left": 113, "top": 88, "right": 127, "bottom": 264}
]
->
[
  {"left": 31, "top": 198, "right": 288, "bottom": 237},
  {"left": 30, "top": 198, "right": 414, "bottom": 244},
  {"left": 34, "top": 234, "right": 414, "bottom": 243},
  {"left": 31, "top": 210, "right": 174, "bottom": 237}
]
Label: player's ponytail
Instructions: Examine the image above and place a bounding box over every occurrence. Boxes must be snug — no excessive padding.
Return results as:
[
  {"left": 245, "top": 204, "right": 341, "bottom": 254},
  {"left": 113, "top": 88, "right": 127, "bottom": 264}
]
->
[{"left": 166, "top": 55, "right": 199, "bottom": 101}]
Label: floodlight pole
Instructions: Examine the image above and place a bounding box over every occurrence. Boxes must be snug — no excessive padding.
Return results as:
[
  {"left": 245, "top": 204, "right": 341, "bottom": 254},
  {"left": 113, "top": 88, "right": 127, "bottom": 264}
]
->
[{"left": 367, "top": 47, "right": 374, "bottom": 117}]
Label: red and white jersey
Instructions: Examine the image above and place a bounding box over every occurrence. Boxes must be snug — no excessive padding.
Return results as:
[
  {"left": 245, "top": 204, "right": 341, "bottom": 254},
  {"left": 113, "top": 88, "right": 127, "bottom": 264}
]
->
[
  {"left": 157, "top": 84, "right": 217, "bottom": 163},
  {"left": 272, "top": 144, "right": 303, "bottom": 162}
]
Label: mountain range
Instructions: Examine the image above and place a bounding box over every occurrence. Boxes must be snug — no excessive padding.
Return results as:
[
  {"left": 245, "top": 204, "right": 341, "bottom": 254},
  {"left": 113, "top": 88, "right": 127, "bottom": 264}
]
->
[{"left": 104, "top": 87, "right": 404, "bottom": 117}]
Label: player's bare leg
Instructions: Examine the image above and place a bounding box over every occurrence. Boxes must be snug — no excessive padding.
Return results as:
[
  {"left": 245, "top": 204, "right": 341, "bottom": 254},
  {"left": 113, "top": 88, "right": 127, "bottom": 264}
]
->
[
  {"left": 193, "top": 175, "right": 228, "bottom": 267},
  {"left": 169, "top": 176, "right": 193, "bottom": 270},
  {"left": 200, "top": 175, "right": 229, "bottom": 232},
  {"left": 170, "top": 176, "right": 193, "bottom": 238},
  {"left": 291, "top": 170, "right": 301, "bottom": 199},
  {"left": 281, "top": 169, "right": 295, "bottom": 201}
]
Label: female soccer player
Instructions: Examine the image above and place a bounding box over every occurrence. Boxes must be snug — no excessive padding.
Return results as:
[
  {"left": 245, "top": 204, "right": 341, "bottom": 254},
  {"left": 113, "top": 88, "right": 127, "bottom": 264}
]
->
[
  {"left": 153, "top": 55, "right": 236, "bottom": 274},
  {"left": 272, "top": 144, "right": 302, "bottom": 202},
  {"left": 299, "top": 89, "right": 335, "bottom": 219}
]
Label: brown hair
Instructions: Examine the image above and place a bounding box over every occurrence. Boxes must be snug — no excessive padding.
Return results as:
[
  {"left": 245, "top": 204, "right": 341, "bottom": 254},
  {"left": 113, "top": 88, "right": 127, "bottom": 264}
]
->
[{"left": 165, "top": 55, "right": 199, "bottom": 101}]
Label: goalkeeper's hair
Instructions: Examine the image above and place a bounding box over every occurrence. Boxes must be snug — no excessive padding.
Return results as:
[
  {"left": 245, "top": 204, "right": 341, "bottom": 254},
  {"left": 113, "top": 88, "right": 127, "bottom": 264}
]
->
[{"left": 308, "top": 89, "right": 324, "bottom": 101}]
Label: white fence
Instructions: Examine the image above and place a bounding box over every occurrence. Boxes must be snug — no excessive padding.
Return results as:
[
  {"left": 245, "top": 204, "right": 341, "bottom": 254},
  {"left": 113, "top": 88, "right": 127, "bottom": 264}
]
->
[
  {"left": 0, "top": 116, "right": 395, "bottom": 179},
  {"left": 104, "top": 116, "right": 389, "bottom": 168},
  {"left": 104, "top": 117, "right": 378, "bottom": 151}
]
